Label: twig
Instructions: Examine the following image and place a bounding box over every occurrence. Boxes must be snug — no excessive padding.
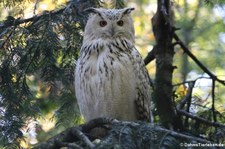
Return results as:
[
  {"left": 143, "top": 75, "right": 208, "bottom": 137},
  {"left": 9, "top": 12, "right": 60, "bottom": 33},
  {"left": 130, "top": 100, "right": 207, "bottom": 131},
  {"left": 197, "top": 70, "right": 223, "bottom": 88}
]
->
[
  {"left": 33, "top": 117, "right": 114, "bottom": 149},
  {"left": 0, "top": 26, "right": 16, "bottom": 49},
  {"left": 173, "top": 33, "right": 225, "bottom": 86},
  {"left": 212, "top": 79, "right": 217, "bottom": 122},
  {"left": 177, "top": 110, "right": 225, "bottom": 128},
  {"left": 184, "top": 85, "right": 192, "bottom": 127},
  {"left": 144, "top": 46, "right": 155, "bottom": 65},
  {"left": 159, "top": 131, "right": 171, "bottom": 148},
  {"left": 33, "top": 117, "right": 222, "bottom": 148},
  {"left": 71, "top": 128, "right": 95, "bottom": 149},
  {"left": 112, "top": 119, "right": 213, "bottom": 144},
  {"left": 176, "top": 81, "right": 195, "bottom": 110},
  {"left": 155, "top": 127, "right": 211, "bottom": 143},
  {"left": 173, "top": 76, "right": 212, "bottom": 87}
]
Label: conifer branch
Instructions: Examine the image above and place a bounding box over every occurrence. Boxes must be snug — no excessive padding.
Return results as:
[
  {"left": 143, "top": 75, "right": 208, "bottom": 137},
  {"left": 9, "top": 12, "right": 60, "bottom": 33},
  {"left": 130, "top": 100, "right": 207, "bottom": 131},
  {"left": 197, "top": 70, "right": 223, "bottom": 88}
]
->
[{"left": 0, "top": 8, "right": 65, "bottom": 29}]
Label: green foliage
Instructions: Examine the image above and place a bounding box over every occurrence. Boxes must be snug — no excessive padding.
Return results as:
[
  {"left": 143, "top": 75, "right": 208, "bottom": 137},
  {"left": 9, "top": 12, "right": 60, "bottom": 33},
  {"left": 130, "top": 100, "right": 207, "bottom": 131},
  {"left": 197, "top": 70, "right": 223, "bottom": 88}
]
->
[
  {"left": 0, "top": 0, "right": 103, "bottom": 146},
  {"left": 99, "top": 0, "right": 125, "bottom": 8},
  {"left": 0, "top": 0, "right": 24, "bottom": 7},
  {"left": 170, "top": 0, "right": 225, "bottom": 144},
  {"left": 0, "top": 0, "right": 127, "bottom": 146},
  {"left": 0, "top": 0, "right": 225, "bottom": 147},
  {"left": 54, "top": 90, "right": 82, "bottom": 127},
  {"left": 174, "top": 1, "right": 225, "bottom": 78},
  {"left": 204, "top": 0, "right": 225, "bottom": 6}
]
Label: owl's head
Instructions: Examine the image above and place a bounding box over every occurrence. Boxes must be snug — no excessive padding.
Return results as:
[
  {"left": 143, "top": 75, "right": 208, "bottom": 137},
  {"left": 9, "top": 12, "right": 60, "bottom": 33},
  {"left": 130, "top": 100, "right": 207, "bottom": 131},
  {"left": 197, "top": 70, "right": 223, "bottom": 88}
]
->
[{"left": 83, "top": 7, "right": 135, "bottom": 42}]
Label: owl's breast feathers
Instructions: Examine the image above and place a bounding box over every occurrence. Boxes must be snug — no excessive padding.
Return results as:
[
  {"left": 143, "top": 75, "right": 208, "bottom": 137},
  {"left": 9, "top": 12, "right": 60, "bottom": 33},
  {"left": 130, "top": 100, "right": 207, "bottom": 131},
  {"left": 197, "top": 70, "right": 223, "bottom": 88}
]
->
[{"left": 75, "top": 38, "right": 152, "bottom": 121}]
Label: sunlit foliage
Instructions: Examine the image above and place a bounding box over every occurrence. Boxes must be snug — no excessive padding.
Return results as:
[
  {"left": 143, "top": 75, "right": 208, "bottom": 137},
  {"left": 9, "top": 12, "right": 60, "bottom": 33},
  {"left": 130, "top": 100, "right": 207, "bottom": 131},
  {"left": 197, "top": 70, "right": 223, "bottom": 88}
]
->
[{"left": 0, "top": 0, "right": 225, "bottom": 148}]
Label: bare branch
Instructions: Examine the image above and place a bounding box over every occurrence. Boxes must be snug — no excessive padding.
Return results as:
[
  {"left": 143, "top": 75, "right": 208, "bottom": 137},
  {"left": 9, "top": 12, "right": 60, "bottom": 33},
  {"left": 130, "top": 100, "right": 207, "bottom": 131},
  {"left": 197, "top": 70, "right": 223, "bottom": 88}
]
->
[
  {"left": 144, "top": 46, "right": 155, "bottom": 65},
  {"left": 176, "top": 81, "right": 195, "bottom": 110},
  {"left": 173, "top": 33, "right": 225, "bottom": 86},
  {"left": 71, "top": 128, "right": 95, "bottom": 149},
  {"left": 33, "top": 117, "right": 223, "bottom": 148},
  {"left": 211, "top": 79, "right": 217, "bottom": 122},
  {"left": 33, "top": 118, "right": 114, "bottom": 149},
  {"left": 112, "top": 119, "right": 213, "bottom": 144},
  {"left": 155, "top": 127, "right": 211, "bottom": 144},
  {"left": 177, "top": 110, "right": 225, "bottom": 128}
]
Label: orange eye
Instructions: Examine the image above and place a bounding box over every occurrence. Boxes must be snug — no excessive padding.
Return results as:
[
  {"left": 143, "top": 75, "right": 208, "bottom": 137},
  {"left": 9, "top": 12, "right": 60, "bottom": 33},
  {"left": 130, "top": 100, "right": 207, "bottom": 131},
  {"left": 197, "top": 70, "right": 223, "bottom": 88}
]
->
[
  {"left": 99, "top": 20, "right": 107, "bottom": 27},
  {"left": 117, "top": 20, "right": 124, "bottom": 26}
]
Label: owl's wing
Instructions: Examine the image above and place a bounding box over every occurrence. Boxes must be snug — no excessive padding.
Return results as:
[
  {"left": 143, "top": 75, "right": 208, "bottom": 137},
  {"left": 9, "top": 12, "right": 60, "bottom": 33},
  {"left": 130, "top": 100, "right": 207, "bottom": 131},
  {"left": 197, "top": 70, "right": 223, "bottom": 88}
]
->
[{"left": 131, "top": 47, "right": 153, "bottom": 122}]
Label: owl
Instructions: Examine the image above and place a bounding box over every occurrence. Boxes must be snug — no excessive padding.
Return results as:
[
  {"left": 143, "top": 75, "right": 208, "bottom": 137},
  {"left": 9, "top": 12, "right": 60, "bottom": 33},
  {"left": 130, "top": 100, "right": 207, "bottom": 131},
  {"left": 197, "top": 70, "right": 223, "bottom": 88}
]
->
[{"left": 75, "top": 7, "right": 152, "bottom": 122}]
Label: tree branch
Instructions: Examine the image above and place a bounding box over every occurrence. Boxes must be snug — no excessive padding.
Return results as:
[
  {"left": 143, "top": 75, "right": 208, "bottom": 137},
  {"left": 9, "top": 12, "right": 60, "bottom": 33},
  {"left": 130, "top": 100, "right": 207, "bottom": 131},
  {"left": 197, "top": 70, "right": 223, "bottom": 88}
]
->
[
  {"left": 144, "top": 46, "right": 155, "bottom": 65},
  {"left": 71, "top": 128, "right": 95, "bottom": 148},
  {"left": 0, "top": 0, "right": 94, "bottom": 30},
  {"left": 33, "top": 118, "right": 114, "bottom": 149},
  {"left": 211, "top": 79, "right": 217, "bottom": 122},
  {"left": 33, "top": 117, "right": 223, "bottom": 148},
  {"left": 177, "top": 110, "right": 225, "bottom": 128},
  {"left": 155, "top": 127, "right": 211, "bottom": 144},
  {"left": 173, "top": 33, "right": 225, "bottom": 86},
  {"left": 176, "top": 81, "right": 195, "bottom": 110},
  {"left": 0, "top": 8, "right": 64, "bottom": 30}
]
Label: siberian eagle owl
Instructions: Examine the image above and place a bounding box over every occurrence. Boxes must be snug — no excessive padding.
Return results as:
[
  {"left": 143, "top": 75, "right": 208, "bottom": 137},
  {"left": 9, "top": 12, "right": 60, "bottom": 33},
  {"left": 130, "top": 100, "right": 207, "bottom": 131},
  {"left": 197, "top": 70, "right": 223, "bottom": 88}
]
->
[{"left": 75, "top": 7, "right": 152, "bottom": 122}]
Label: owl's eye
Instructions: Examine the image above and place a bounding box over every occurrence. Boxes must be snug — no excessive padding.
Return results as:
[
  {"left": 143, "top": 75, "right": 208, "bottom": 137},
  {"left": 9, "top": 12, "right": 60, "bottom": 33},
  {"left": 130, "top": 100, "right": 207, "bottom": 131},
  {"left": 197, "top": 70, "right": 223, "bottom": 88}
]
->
[
  {"left": 117, "top": 20, "right": 124, "bottom": 26},
  {"left": 99, "top": 20, "right": 107, "bottom": 27}
]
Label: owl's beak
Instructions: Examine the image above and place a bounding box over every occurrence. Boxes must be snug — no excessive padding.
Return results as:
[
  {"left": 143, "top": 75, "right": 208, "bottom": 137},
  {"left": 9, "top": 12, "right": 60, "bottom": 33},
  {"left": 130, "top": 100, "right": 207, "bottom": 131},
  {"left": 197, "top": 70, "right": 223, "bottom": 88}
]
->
[{"left": 110, "top": 27, "right": 115, "bottom": 36}]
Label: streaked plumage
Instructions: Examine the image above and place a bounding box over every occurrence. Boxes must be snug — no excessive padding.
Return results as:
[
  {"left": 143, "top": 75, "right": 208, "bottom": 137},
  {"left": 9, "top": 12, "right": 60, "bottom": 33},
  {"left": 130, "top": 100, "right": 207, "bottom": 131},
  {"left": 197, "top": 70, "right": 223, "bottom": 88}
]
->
[{"left": 75, "top": 8, "right": 152, "bottom": 121}]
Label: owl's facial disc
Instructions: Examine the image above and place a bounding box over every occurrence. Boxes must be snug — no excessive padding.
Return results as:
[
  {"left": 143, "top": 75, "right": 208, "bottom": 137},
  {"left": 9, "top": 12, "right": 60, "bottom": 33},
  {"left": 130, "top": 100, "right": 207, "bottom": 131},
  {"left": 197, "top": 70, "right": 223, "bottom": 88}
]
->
[
  {"left": 84, "top": 8, "right": 135, "bottom": 41},
  {"left": 98, "top": 19, "right": 126, "bottom": 38}
]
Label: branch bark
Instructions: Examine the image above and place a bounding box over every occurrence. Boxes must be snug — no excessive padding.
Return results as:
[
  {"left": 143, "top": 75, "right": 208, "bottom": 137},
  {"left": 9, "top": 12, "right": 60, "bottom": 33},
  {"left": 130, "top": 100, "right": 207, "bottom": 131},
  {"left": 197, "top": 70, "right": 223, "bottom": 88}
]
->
[
  {"left": 33, "top": 118, "right": 114, "bottom": 149},
  {"left": 144, "top": 46, "right": 155, "bottom": 65},
  {"left": 152, "top": 0, "right": 181, "bottom": 129},
  {"left": 33, "top": 118, "right": 218, "bottom": 149}
]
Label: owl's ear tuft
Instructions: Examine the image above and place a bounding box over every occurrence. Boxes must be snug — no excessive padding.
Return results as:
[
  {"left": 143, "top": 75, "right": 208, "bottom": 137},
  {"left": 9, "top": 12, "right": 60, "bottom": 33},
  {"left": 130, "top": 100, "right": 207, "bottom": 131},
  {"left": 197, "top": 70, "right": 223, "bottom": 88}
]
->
[
  {"left": 84, "top": 7, "right": 103, "bottom": 19},
  {"left": 123, "top": 7, "right": 135, "bottom": 15},
  {"left": 84, "top": 7, "right": 99, "bottom": 14}
]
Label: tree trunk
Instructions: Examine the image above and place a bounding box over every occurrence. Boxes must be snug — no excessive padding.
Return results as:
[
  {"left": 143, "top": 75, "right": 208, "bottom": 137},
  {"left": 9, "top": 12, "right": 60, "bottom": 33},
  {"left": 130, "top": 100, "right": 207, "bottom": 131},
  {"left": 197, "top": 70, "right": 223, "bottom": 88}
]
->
[{"left": 152, "top": 0, "right": 180, "bottom": 129}]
